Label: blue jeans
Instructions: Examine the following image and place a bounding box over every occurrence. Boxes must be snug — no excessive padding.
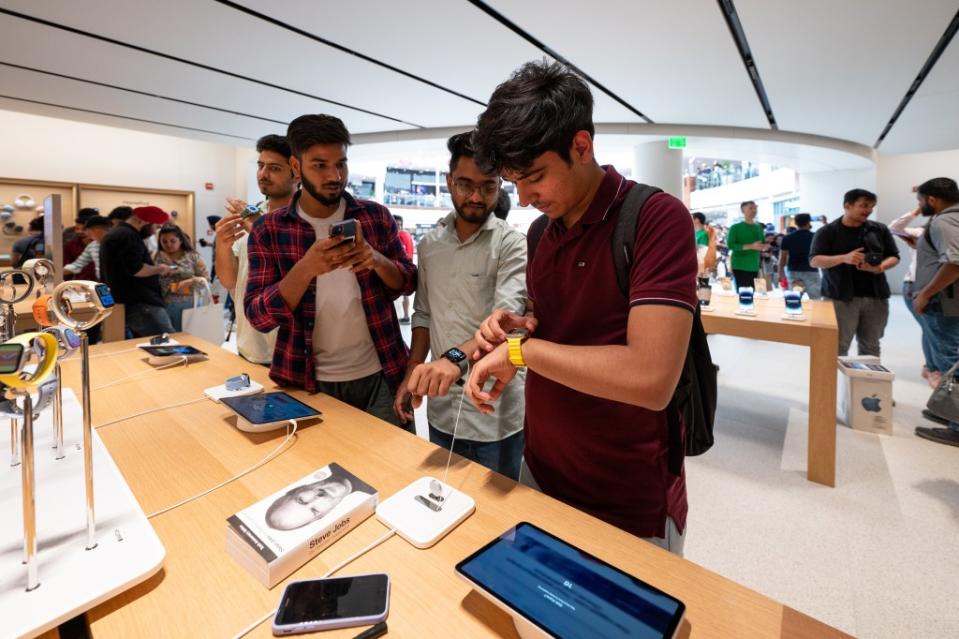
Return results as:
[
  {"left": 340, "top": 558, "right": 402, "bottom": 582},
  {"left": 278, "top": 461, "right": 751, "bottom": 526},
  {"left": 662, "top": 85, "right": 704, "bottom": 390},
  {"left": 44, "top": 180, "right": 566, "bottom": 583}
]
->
[
  {"left": 786, "top": 268, "right": 822, "bottom": 300},
  {"left": 429, "top": 425, "right": 523, "bottom": 480},
  {"left": 125, "top": 303, "right": 174, "bottom": 338},
  {"left": 903, "top": 282, "right": 935, "bottom": 371},
  {"left": 165, "top": 300, "right": 193, "bottom": 332},
  {"left": 918, "top": 300, "right": 959, "bottom": 375}
]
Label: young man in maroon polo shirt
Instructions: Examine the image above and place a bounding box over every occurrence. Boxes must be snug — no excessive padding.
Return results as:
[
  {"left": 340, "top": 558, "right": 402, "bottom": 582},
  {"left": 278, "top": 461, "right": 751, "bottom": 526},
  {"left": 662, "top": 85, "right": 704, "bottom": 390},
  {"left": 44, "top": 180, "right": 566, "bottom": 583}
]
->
[{"left": 467, "top": 61, "right": 698, "bottom": 554}]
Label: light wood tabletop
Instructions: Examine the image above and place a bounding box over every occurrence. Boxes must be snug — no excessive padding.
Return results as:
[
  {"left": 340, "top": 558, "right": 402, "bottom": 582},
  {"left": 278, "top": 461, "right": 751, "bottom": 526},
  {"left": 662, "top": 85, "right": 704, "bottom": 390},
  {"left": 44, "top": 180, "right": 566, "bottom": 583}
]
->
[
  {"left": 41, "top": 334, "right": 850, "bottom": 638},
  {"left": 700, "top": 293, "right": 839, "bottom": 486}
]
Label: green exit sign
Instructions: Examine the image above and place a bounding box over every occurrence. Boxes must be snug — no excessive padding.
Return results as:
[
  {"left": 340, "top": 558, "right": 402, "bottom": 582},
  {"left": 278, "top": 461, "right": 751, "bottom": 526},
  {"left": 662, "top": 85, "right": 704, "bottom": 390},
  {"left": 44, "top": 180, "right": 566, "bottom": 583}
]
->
[{"left": 667, "top": 136, "right": 687, "bottom": 149}]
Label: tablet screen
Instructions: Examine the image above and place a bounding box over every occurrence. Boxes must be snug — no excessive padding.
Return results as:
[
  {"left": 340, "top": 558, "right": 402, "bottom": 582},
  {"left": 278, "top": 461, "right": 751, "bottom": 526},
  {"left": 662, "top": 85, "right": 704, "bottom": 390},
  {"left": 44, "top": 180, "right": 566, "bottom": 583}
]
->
[
  {"left": 221, "top": 392, "right": 320, "bottom": 425},
  {"left": 139, "top": 345, "right": 205, "bottom": 357},
  {"left": 456, "top": 522, "right": 685, "bottom": 639}
]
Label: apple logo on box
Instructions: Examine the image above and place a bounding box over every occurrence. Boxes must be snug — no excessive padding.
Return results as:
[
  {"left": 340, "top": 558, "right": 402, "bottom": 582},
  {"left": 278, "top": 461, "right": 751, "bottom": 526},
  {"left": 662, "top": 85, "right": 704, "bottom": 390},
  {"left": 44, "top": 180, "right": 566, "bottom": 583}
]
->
[{"left": 862, "top": 395, "right": 882, "bottom": 412}]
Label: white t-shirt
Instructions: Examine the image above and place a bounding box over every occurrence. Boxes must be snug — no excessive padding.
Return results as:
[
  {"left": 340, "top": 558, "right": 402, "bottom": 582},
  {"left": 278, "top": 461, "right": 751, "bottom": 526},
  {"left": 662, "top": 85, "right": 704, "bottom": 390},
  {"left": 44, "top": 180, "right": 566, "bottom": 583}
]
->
[
  {"left": 233, "top": 235, "right": 277, "bottom": 364},
  {"left": 297, "top": 200, "right": 381, "bottom": 382}
]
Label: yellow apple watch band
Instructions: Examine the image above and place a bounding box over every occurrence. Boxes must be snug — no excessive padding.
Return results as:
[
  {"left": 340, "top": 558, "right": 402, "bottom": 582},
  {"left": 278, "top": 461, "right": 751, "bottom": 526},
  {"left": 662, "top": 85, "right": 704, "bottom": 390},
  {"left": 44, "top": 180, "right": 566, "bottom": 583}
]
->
[
  {"left": 0, "top": 332, "right": 59, "bottom": 389},
  {"left": 506, "top": 329, "right": 529, "bottom": 368}
]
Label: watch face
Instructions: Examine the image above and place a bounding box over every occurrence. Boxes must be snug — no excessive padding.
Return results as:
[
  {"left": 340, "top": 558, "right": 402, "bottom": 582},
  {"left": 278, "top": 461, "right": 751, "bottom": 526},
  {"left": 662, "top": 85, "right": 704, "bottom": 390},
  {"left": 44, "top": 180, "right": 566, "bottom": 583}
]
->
[
  {"left": 445, "top": 347, "right": 467, "bottom": 363},
  {"left": 0, "top": 343, "right": 24, "bottom": 374},
  {"left": 95, "top": 283, "right": 115, "bottom": 308}
]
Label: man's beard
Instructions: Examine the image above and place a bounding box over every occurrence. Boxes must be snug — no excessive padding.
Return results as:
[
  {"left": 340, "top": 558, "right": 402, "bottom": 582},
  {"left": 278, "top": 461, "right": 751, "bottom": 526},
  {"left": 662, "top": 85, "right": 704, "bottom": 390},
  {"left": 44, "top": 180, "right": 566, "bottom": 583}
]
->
[
  {"left": 301, "top": 173, "right": 342, "bottom": 207},
  {"left": 920, "top": 202, "right": 936, "bottom": 217},
  {"left": 454, "top": 199, "right": 493, "bottom": 225},
  {"left": 139, "top": 224, "right": 154, "bottom": 239}
]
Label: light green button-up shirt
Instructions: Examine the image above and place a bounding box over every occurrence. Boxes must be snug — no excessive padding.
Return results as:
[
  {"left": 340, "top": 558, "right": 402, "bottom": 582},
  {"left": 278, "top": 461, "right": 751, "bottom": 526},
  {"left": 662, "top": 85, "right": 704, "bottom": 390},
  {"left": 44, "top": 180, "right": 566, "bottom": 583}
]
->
[{"left": 412, "top": 211, "right": 527, "bottom": 442}]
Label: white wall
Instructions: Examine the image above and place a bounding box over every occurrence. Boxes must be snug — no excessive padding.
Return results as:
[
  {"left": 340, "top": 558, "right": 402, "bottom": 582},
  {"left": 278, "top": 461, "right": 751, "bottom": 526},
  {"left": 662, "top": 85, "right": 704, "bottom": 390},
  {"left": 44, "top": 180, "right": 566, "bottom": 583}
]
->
[
  {"left": 798, "top": 168, "right": 876, "bottom": 221},
  {"left": 0, "top": 109, "right": 251, "bottom": 266}
]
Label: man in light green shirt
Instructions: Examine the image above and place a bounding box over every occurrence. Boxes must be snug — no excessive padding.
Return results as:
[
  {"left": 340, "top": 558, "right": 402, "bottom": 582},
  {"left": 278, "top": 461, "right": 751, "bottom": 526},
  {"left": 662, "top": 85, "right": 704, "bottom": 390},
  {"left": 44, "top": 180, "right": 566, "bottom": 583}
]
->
[
  {"left": 395, "top": 132, "right": 527, "bottom": 478},
  {"left": 727, "top": 200, "right": 768, "bottom": 291}
]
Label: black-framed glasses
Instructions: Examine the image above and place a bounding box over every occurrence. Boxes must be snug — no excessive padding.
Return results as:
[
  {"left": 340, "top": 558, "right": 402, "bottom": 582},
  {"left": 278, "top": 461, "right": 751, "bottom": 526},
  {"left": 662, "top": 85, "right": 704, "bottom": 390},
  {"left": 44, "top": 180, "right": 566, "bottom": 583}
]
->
[{"left": 453, "top": 179, "right": 500, "bottom": 197}]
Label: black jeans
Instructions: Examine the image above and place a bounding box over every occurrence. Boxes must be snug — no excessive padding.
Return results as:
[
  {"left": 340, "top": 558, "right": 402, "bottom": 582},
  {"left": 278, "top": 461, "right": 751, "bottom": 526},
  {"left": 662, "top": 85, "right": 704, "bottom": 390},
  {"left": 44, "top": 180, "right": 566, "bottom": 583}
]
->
[
  {"left": 732, "top": 269, "right": 759, "bottom": 292},
  {"left": 316, "top": 372, "right": 411, "bottom": 432}
]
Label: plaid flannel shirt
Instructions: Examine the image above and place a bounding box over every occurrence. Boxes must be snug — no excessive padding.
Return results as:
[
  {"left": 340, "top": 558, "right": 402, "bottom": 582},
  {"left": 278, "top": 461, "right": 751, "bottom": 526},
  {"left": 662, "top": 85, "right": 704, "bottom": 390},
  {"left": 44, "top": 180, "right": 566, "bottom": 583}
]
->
[{"left": 244, "top": 190, "right": 416, "bottom": 394}]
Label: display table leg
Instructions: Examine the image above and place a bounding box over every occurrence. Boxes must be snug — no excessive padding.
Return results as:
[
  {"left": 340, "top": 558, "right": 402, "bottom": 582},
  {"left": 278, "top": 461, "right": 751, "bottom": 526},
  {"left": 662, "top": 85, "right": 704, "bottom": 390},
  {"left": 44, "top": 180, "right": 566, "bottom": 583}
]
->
[{"left": 807, "top": 328, "right": 838, "bottom": 486}]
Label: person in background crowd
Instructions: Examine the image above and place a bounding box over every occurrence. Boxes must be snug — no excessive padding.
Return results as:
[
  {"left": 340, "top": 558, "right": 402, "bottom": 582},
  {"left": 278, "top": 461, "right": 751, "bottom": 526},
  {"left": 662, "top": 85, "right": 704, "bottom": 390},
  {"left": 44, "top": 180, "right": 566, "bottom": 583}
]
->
[
  {"left": 100, "top": 205, "right": 174, "bottom": 337},
  {"left": 465, "top": 60, "right": 697, "bottom": 554},
  {"left": 107, "top": 205, "right": 133, "bottom": 226},
  {"left": 398, "top": 132, "right": 527, "bottom": 478},
  {"left": 493, "top": 189, "right": 512, "bottom": 221},
  {"left": 809, "top": 189, "right": 899, "bottom": 356},
  {"left": 62, "top": 208, "right": 98, "bottom": 280},
  {"left": 779, "top": 213, "right": 821, "bottom": 298},
  {"left": 198, "top": 215, "right": 222, "bottom": 283},
  {"left": 889, "top": 205, "right": 933, "bottom": 380},
  {"left": 12, "top": 216, "right": 45, "bottom": 267},
  {"left": 727, "top": 200, "right": 767, "bottom": 291},
  {"left": 691, "top": 211, "right": 716, "bottom": 276},
  {"left": 910, "top": 177, "right": 959, "bottom": 447},
  {"left": 395, "top": 214, "right": 414, "bottom": 324},
  {"left": 217, "top": 133, "right": 294, "bottom": 364},
  {"left": 63, "top": 215, "right": 110, "bottom": 280},
  {"left": 154, "top": 223, "right": 210, "bottom": 331},
  {"left": 244, "top": 114, "right": 416, "bottom": 428}
]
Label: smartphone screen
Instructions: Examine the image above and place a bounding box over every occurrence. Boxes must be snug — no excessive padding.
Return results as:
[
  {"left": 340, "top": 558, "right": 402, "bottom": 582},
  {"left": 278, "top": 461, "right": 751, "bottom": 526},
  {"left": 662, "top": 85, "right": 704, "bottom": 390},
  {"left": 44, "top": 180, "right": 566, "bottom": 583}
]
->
[
  {"left": 784, "top": 291, "right": 802, "bottom": 314},
  {"left": 275, "top": 574, "right": 389, "bottom": 626},
  {"left": 738, "top": 286, "right": 754, "bottom": 309}
]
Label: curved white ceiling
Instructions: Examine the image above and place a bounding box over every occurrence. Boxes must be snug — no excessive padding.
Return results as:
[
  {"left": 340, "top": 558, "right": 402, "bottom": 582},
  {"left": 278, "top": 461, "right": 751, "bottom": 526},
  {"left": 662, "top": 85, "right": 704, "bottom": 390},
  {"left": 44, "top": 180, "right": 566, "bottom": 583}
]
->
[{"left": 0, "top": 0, "right": 955, "bottom": 155}]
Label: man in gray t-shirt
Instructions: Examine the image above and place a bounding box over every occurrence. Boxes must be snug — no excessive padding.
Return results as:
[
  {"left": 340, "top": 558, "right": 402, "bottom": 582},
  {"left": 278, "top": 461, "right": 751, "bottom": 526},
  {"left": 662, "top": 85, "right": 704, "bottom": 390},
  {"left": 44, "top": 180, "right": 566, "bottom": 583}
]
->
[{"left": 912, "top": 177, "right": 959, "bottom": 447}]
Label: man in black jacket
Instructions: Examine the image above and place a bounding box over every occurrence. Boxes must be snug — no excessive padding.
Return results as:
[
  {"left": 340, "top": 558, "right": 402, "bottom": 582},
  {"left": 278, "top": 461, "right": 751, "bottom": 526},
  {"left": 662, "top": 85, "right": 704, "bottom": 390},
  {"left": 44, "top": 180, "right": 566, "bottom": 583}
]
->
[{"left": 810, "top": 189, "right": 899, "bottom": 356}]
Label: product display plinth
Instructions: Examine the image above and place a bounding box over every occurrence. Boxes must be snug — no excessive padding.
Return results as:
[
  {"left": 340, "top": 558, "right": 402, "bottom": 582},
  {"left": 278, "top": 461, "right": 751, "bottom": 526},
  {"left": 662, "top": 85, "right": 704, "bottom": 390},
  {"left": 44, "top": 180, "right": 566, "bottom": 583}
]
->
[
  {"left": 781, "top": 314, "right": 807, "bottom": 321},
  {"left": 0, "top": 389, "right": 165, "bottom": 639},
  {"left": 376, "top": 476, "right": 475, "bottom": 549},
  {"left": 734, "top": 308, "right": 757, "bottom": 316}
]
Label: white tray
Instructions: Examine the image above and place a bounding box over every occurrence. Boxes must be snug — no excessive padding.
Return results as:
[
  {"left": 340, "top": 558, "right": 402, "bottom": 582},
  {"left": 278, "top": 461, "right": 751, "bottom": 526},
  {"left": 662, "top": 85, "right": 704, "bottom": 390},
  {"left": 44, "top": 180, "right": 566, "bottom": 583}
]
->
[{"left": 0, "top": 389, "right": 165, "bottom": 638}]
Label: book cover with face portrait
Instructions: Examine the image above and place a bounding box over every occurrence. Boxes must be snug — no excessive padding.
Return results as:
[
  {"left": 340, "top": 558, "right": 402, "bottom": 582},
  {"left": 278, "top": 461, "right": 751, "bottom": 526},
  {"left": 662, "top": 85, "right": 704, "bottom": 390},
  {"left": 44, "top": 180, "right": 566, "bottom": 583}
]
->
[{"left": 226, "top": 463, "right": 378, "bottom": 587}]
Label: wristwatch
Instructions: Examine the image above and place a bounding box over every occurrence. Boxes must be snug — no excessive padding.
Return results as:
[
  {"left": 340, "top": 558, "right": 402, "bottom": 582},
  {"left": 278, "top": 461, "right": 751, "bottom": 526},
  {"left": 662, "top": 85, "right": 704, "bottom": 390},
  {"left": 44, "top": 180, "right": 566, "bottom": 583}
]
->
[
  {"left": 506, "top": 329, "right": 529, "bottom": 368},
  {"left": 0, "top": 332, "right": 59, "bottom": 390},
  {"left": 50, "top": 280, "right": 115, "bottom": 330},
  {"left": 441, "top": 347, "right": 468, "bottom": 378}
]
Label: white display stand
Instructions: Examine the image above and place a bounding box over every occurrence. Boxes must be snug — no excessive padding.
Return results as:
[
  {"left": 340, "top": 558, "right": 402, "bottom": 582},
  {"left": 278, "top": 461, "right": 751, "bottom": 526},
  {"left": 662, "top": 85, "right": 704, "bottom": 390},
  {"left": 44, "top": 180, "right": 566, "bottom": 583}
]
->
[{"left": 0, "top": 389, "right": 165, "bottom": 638}]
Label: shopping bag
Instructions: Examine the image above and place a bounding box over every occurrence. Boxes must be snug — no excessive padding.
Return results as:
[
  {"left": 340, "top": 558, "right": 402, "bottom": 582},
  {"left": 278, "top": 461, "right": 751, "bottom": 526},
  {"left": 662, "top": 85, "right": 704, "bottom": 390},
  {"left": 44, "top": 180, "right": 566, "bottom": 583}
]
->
[
  {"left": 181, "top": 278, "right": 226, "bottom": 346},
  {"left": 927, "top": 361, "right": 959, "bottom": 423}
]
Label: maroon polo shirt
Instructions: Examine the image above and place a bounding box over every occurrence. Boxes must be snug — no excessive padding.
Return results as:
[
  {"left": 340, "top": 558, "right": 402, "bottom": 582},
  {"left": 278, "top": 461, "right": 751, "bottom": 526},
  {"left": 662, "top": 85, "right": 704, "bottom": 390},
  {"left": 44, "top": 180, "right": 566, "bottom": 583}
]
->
[{"left": 525, "top": 165, "right": 698, "bottom": 539}]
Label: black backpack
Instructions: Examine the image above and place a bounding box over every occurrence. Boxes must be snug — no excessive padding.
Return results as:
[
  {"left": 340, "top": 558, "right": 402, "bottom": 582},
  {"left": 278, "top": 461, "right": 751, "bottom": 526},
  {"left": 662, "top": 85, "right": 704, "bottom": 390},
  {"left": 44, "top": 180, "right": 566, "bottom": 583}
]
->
[{"left": 527, "top": 184, "right": 717, "bottom": 475}]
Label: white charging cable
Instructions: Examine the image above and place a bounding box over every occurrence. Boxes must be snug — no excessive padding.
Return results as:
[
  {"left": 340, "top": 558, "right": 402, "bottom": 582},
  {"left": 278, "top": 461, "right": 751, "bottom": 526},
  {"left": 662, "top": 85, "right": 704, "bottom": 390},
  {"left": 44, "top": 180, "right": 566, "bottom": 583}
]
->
[
  {"left": 146, "top": 418, "right": 299, "bottom": 519},
  {"left": 441, "top": 360, "right": 470, "bottom": 487},
  {"left": 92, "top": 356, "right": 189, "bottom": 391},
  {"left": 231, "top": 526, "right": 398, "bottom": 639},
  {"left": 94, "top": 397, "right": 207, "bottom": 430}
]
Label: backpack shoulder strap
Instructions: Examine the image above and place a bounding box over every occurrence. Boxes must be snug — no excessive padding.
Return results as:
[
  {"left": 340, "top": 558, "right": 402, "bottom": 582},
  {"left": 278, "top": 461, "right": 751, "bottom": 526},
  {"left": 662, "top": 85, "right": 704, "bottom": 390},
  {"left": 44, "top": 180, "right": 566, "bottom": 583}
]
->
[
  {"left": 527, "top": 214, "right": 549, "bottom": 260},
  {"left": 611, "top": 183, "right": 663, "bottom": 298}
]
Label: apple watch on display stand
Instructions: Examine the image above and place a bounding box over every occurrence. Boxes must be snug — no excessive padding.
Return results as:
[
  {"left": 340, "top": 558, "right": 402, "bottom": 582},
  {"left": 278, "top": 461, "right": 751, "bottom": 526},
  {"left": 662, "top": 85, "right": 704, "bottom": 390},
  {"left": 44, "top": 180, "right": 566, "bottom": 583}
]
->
[
  {"left": 0, "top": 269, "right": 36, "bottom": 342},
  {"left": 21, "top": 258, "right": 55, "bottom": 298},
  {"left": 43, "top": 326, "right": 82, "bottom": 460},
  {"left": 0, "top": 331, "right": 60, "bottom": 592},
  {"left": 49, "top": 280, "right": 116, "bottom": 552}
]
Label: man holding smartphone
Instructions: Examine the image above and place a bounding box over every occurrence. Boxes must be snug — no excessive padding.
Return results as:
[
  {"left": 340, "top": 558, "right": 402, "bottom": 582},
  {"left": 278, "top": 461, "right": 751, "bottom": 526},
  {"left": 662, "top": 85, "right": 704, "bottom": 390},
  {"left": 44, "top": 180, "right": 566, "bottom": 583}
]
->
[{"left": 244, "top": 115, "right": 416, "bottom": 429}]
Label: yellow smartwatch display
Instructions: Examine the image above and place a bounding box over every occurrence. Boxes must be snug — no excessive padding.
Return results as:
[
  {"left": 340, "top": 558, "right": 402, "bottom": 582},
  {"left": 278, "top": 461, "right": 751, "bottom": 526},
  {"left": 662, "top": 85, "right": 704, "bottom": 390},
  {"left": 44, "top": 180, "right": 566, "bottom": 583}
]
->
[
  {"left": 0, "top": 332, "right": 59, "bottom": 389},
  {"left": 506, "top": 329, "right": 529, "bottom": 368}
]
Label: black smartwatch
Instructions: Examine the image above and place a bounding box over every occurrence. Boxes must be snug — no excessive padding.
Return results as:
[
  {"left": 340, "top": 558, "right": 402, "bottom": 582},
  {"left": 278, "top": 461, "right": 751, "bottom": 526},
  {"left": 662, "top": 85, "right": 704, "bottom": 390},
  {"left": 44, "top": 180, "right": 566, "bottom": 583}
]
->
[{"left": 442, "top": 347, "right": 469, "bottom": 379}]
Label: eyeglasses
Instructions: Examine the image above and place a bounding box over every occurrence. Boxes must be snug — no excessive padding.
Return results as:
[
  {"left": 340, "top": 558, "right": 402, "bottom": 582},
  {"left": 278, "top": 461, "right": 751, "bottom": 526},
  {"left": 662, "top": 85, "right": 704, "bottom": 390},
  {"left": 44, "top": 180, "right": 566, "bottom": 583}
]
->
[{"left": 453, "top": 179, "right": 500, "bottom": 197}]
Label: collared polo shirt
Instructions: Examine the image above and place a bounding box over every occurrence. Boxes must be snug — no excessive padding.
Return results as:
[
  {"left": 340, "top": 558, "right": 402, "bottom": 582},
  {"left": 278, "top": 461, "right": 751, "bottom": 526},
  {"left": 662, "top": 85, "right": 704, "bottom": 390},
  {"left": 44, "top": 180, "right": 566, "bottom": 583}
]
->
[
  {"left": 525, "top": 165, "right": 698, "bottom": 539},
  {"left": 412, "top": 210, "right": 527, "bottom": 442}
]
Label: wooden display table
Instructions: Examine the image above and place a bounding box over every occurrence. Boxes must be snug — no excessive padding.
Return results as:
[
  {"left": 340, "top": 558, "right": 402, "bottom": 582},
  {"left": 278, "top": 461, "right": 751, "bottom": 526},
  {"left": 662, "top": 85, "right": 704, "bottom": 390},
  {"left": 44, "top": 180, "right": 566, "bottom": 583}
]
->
[
  {"left": 701, "top": 293, "right": 839, "bottom": 486},
  {"left": 42, "top": 334, "right": 848, "bottom": 638}
]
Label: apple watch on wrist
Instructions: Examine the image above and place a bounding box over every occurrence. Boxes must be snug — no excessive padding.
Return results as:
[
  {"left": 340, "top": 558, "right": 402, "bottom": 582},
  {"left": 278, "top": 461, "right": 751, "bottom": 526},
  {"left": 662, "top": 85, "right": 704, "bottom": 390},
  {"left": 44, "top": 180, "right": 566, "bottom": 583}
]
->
[
  {"left": 506, "top": 328, "right": 529, "bottom": 368},
  {"left": 442, "top": 347, "right": 468, "bottom": 378}
]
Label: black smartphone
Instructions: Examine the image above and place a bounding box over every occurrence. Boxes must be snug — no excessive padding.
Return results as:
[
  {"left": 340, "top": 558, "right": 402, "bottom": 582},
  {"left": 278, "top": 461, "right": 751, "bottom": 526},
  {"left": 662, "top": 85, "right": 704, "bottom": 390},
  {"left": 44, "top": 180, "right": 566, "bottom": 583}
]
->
[
  {"left": 329, "top": 219, "right": 357, "bottom": 246},
  {"left": 272, "top": 573, "right": 390, "bottom": 635}
]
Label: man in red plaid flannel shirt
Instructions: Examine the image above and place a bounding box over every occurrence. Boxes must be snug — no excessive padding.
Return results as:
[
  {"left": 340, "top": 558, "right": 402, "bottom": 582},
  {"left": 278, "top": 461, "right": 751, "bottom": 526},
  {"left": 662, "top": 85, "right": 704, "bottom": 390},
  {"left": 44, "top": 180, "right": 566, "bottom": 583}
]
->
[{"left": 244, "top": 114, "right": 416, "bottom": 429}]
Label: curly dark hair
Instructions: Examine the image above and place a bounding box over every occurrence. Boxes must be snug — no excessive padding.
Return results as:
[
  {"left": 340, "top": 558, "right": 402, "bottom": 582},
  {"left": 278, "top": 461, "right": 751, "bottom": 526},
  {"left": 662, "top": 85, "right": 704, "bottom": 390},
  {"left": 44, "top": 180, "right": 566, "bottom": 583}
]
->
[
  {"left": 286, "top": 114, "right": 351, "bottom": 158},
  {"left": 472, "top": 60, "right": 594, "bottom": 175}
]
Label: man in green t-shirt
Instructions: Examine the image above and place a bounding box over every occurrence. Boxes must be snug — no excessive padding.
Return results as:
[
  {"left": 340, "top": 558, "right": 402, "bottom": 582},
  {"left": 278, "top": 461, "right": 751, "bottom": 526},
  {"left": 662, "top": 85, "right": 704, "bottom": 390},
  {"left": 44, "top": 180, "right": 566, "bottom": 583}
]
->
[{"left": 727, "top": 200, "right": 768, "bottom": 291}]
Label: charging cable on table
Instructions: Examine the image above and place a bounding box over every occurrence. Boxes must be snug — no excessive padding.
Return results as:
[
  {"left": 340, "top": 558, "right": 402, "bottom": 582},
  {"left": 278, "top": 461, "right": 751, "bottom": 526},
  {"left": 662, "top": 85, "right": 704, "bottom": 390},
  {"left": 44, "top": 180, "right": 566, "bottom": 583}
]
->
[
  {"left": 231, "top": 526, "right": 398, "bottom": 639},
  {"left": 441, "top": 360, "right": 471, "bottom": 487},
  {"left": 92, "top": 355, "right": 189, "bottom": 391},
  {"left": 94, "top": 397, "right": 207, "bottom": 430},
  {"left": 146, "top": 418, "right": 300, "bottom": 519}
]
